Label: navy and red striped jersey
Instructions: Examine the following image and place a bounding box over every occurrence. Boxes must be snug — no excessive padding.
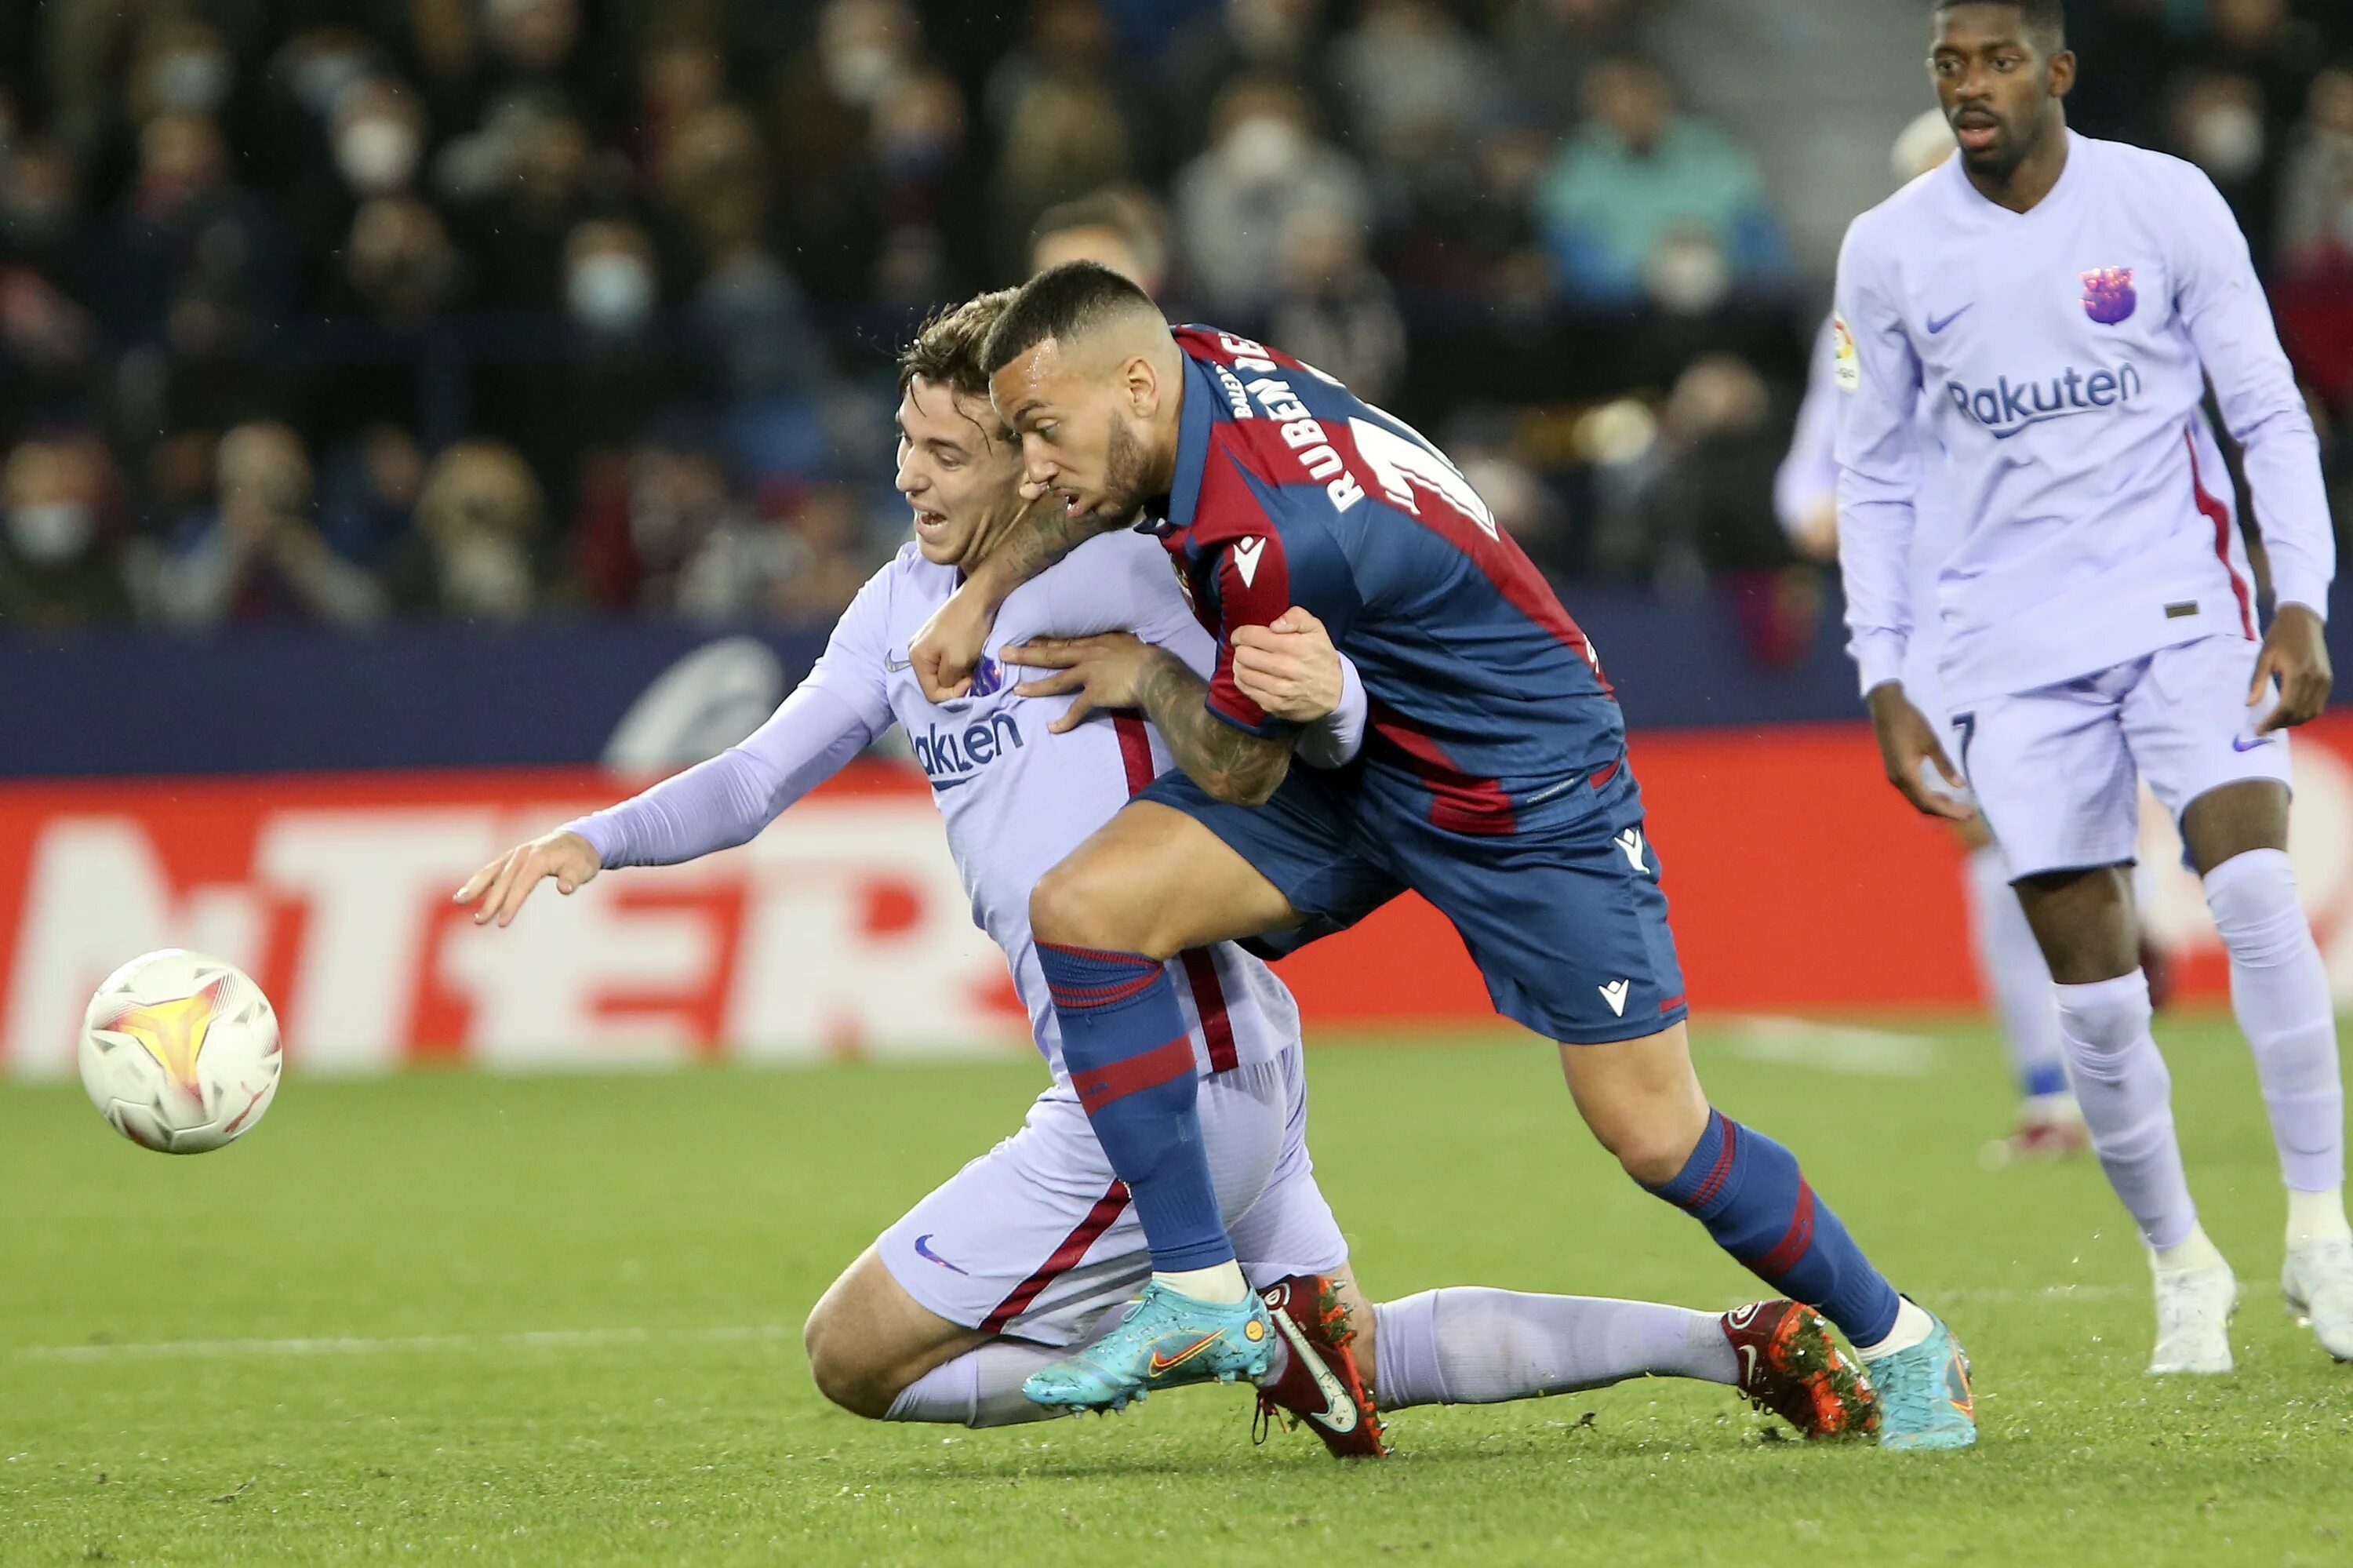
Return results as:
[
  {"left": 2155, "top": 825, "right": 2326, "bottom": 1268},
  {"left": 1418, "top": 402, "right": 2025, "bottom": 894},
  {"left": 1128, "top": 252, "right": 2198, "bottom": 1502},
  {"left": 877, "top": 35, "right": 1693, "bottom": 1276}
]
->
[{"left": 1147, "top": 326, "right": 1624, "bottom": 835}]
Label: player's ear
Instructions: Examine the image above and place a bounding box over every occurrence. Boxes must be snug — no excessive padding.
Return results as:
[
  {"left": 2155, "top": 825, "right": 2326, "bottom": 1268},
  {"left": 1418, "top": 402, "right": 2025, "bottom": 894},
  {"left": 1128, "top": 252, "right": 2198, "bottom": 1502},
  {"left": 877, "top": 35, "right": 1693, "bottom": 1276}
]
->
[
  {"left": 2046, "top": 48, "right": 2075, "bottom": 99},
  {"left": 1124, "top": 352, "right": 1159, "bottom": 419}
]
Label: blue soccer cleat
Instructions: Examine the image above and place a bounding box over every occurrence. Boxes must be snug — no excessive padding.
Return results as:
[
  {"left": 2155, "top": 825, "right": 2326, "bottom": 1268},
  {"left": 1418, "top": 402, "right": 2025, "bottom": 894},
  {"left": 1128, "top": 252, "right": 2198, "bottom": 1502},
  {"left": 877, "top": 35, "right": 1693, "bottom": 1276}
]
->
[
  {"left": 1871, "top": 1307, "right": 1977, "bottom": 1450},
  {"left": 1024, "top": 1280, "right": 1276, "bottom": 1413}
]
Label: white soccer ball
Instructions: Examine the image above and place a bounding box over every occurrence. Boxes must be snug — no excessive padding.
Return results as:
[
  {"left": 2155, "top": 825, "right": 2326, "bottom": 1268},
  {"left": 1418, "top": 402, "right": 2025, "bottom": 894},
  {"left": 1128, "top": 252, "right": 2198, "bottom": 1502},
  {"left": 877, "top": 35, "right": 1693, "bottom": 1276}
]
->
[{"left": 79, "top": 950, "right": 282, "bottom": 1155}]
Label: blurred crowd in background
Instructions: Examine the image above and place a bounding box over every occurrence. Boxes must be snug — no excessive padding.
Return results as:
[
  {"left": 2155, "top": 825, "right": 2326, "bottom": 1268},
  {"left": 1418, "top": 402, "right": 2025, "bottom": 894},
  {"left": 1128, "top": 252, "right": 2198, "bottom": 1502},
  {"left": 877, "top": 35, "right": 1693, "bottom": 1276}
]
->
[{"left": 4, "top": 0, "right": 2353, "bottom": 650}]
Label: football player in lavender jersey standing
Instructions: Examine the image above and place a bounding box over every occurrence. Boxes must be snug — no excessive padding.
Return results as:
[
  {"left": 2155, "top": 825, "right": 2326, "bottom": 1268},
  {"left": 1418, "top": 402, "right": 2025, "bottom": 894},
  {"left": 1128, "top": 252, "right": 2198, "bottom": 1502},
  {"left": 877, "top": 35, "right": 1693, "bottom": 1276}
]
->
[
  {"left": 1835, "top": 0, "right": 2351, "bottom": 1373},
  {"left": 1780, "top": 109, "right": 2085, "bottom": 1164},
  {"left": 453, "top": 293, "right": 1878, "bottom": 1456}
]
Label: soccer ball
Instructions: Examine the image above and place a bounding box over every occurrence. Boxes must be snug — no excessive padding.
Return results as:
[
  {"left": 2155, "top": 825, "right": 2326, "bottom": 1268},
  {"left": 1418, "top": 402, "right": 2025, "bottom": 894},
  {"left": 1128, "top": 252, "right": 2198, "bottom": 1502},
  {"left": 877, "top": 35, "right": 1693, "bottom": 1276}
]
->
[{"left": 79, "top": 950, "right": 282, "bottom": 1154}]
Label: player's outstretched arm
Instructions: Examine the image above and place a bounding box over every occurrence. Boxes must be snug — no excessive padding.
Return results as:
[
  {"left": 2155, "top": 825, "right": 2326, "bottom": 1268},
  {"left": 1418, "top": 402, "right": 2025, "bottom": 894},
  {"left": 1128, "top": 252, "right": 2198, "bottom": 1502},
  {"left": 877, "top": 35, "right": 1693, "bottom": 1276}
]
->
[
  {"left": 1865, "top": 682, "right": 1973, "bottom": 822},
  {"left": 454, "top": 831, "right": 602, "bottom": 929},
  {"left": 911, "top": 490, "right": 1118, "bottom": 702}
]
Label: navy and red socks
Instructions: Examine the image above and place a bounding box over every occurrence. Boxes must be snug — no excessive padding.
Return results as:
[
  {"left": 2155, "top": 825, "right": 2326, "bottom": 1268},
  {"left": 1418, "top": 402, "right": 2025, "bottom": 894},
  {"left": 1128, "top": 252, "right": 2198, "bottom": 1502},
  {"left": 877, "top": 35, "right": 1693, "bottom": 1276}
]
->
[
  {"left": 1035, "top": 942, "right": 1235, "bottom": 1274},
  {"left": 1645, "top": 1108, "right": 1903, "bottom": 1349}
]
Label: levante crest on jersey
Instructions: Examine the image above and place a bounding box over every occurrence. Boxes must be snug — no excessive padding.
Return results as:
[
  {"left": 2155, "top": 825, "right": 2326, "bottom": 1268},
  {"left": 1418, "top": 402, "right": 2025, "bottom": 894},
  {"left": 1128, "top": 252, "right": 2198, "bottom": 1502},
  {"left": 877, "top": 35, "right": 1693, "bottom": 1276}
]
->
[{"left": 2081, "top": 267, "right": 2137, "bottom": 324}]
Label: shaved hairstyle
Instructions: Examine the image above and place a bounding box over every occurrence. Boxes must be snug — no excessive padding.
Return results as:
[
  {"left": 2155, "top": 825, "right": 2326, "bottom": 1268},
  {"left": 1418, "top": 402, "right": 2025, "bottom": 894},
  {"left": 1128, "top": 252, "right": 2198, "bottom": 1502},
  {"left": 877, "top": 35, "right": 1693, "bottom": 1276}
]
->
[
  {"left": 1932, "top": 0, "right": 2066, "bottom": 53},
  {"left": 980, "top": 261, "right": 1164, "bottom": 377}
]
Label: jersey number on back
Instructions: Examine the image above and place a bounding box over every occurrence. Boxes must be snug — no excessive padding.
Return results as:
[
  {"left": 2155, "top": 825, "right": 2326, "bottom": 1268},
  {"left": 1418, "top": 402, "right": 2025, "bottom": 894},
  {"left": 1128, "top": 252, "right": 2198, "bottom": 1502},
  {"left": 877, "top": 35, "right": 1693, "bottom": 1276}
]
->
[{"left": 1345, "top": 417, "right": 1499, "bottom": 540}]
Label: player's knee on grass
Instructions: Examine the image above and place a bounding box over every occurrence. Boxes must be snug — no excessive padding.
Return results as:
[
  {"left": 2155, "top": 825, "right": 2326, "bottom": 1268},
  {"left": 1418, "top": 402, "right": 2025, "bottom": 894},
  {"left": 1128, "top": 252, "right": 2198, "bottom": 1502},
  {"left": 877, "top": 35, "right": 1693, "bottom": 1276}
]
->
[
  {"left": 803, "top": 1250, "right": 980, "bottom": 1421},
  {"left": 802, "top": 1295, "right": 907, "bottom": 1419}
]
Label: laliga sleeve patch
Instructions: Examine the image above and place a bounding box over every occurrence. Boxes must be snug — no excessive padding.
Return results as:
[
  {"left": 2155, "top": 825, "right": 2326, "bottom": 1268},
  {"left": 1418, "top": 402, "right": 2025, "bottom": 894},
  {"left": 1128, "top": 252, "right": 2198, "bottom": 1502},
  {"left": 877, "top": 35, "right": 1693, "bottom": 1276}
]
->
[{"left": 1831, "top": 315, "right": 1860, "bottom": 391}]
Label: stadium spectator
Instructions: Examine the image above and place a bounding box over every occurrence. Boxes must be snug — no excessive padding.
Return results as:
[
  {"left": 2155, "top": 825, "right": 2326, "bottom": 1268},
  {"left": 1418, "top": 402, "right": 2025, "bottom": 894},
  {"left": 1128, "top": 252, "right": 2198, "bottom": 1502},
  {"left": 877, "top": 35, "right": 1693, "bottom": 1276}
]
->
[
  {"left": 1161, "top": 0, "right": 1337, "bottom": 166},
  {"left": 1333, "top": 0, "right": 1507, "bottom": 173},
  {"left": 2278, "top": 65, "right": 2353, "bottom": 267},
  {"left": 987, "top": 26, "right": 1139, "bottom": 282},
  {"left": 1532, "top": 56, "right": 1790, "bottom": 307},
  {"left": 769, "top": 0, "right": 926, "bottom": 299},
  {"left": 1, "top": 431, "right": 128, "bottom": 624},
  {"left": 149, "top": 422, "right": 385, "bottom": 628},
  {"left": 1173, "top": 76, "right": 1368, "bottom": 315},
  {"left": 1030, "top": 187, "right": 1172, "bottom": 295},
  {"left": 100, "top": 111, "right": 282, "bottom": 352},
  {"left": 1497, "top": 0, "right": 1655, "bottom": 134},
  {"left": 391, "top": 438, "right": 546, "bottom": 621},
  {"left": 318, "top": 424, "right": 427, "bottom": 572},
  {"left": 867, "top": 65, "right": 989, "bottom": 304},
  {"left": 677, "top": 480, "right": 882, "bottom": 624},
  {"left": 1264, "top": 206, "right": 1407, "bottom": 406}
]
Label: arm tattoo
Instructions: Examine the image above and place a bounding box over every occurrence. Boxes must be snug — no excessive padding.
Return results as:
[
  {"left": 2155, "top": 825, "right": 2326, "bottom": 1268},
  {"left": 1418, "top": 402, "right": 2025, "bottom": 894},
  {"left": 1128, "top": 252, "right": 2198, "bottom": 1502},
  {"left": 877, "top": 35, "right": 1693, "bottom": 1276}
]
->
[
  {"left": 969, "top": 495, "right": 1120, "bottom": 605},
  {"left": 1133, "top": 649, "right": 1293, "bottom": 807}
]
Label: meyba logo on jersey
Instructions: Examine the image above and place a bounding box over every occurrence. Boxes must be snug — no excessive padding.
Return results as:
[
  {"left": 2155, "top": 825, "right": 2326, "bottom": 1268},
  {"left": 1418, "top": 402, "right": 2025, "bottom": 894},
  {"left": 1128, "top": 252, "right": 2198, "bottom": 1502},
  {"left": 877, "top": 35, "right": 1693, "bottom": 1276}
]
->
[
  {"left": 1945, "top": 362, "right": 2143, "bottom": 438},
  {"left": 912, "top": 708, "right": 1022, "bottom": 791}
]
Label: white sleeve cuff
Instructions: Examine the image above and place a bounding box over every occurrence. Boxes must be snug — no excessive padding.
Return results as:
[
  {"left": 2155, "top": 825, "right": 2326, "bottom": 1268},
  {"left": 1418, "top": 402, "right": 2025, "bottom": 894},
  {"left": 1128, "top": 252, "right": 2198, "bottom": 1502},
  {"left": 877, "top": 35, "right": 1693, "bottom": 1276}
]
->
[
  {"left": 2270, "top": 573, "right": 2331, "bottom": 624},
  {"left": 1294, "top": 656, "right": 1368, "bottom": 770},
  {"left": 1851, "top": 631, "right": 1909, "bottom": 700}
]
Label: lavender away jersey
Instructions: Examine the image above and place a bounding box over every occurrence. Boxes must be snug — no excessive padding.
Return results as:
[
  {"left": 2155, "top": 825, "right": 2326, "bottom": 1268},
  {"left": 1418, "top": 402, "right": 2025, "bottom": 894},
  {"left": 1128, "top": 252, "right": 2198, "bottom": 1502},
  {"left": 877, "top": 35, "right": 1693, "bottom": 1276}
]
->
[
  {"left": 1781, "top": 311, "right": 1956, "bottom": 707},
  {"left": 802, "top": 531, "right": 1298, "bottom": 1080},
  {"left": 1834, "top": 131, "right": 2333, "bottom": 709},
  {"left": 1148, "top": 326, "right": 1620, "bottom": 837}
]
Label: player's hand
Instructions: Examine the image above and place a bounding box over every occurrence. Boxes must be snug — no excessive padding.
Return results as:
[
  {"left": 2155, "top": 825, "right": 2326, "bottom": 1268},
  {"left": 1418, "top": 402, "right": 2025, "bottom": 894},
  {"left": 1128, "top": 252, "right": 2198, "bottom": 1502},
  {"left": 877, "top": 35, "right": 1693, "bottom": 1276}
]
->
[
  {"left": 453, "top": 830, "right": 602, "bottom": 928},
  {"left": 1231, "top": 607, "right": 1342, "bottom": 722},
  {"left": 911, "top": 584, "right": 996, "bottom": 703},
  {"left": 2251, "top": 602, "right": 2332, "bottom": 734},
  {"left": 1005, "top": 631, "right": 1160, "bottom": 733},
  {"left": 1866, "top": 682, "right": 1973, "bottom": 821}
]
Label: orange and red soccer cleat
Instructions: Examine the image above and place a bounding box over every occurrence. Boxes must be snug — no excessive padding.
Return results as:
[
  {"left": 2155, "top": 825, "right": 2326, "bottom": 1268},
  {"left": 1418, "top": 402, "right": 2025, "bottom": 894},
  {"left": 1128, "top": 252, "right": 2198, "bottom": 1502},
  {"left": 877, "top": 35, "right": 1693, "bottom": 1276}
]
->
[
  {"left": 1252, "top": 1275, "right": 1389, "bottom": 1458},
  {"left": 1719, "top": 1298, "right": 1880, "bottom": 1439}
]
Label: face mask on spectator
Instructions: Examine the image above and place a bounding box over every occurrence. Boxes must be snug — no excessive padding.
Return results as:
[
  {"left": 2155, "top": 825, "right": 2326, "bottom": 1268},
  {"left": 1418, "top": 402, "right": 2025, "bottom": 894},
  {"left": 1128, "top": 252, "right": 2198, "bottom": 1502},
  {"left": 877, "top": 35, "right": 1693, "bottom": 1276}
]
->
[
  {"left": 6, "top": 500, "right": 94, "bottom": 564},
  {"left": 155, "top": 50, "right": 232, "bottom": 114},
  {"left": 1227, "top": 115, "right": 1307, "bottom": 181},
  {"left": 824, "top": 45, "right": 899, "bottom": 107},
  {"left": 569, "top": 253, "right": 655, "bottom": 332},
  {"left": 2186, "top": 103, "right": 2265, "bottom": 183},
  {"left": 337, "top": 117, "right": 420, "bottom": 194},
  {"left": 440, "top": 533, "right": 534, "bottom": 618},
  {"left": 1645, "top": 234, "right": 1732, "bottom": 315}
]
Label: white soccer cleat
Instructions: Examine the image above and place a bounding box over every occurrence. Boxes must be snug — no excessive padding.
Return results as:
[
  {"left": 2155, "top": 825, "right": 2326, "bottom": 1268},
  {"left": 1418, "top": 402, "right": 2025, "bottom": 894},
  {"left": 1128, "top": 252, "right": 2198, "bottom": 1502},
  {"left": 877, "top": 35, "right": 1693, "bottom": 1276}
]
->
[
  {"left": 2148, "top": 1256, "right": 2237, "bottom": 1374},
  {"left": 2281, "top": 1239, "right": 2353, "bottom": 1362}
]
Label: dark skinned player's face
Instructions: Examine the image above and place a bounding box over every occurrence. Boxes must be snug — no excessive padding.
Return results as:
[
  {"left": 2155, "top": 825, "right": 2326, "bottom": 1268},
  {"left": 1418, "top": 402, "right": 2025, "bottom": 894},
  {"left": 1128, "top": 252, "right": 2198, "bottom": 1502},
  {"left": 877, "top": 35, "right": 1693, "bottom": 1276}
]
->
[{"left": 1930, "top": 4, "right": 2075, "bottom": 180}]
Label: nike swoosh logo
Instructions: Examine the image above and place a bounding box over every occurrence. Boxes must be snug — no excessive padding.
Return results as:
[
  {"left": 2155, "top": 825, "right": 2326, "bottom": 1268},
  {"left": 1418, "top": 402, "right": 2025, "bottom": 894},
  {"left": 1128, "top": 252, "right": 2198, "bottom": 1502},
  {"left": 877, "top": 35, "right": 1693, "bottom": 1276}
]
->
[
  {"left": 2232, "top": 735, "right": 2274, "bottom": 751},
  {"left": 912, "top": 1234, "right": 968, "bottom": 1275},
  {"left": 1926, "top": 304, "right": 1973, "bottom": 334},
  {"left": 1147, "top": 1332, "right": 1225, "bottom": 1377},
  {"left": 1737, "top": 1343, "right": 1759, "bottom": 1386},
  {"left": 885, "top": 656, "right": 913, "bottom": 672},
  {"left": 1271, "top": 1306, "right": 1357, "bottom": 1432}
]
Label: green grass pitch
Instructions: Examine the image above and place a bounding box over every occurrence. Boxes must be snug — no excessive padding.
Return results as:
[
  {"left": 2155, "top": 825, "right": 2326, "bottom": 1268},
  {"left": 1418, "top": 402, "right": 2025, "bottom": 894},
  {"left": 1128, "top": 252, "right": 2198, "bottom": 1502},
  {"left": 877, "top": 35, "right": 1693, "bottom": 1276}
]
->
[{"left": 5, "top": 1016, "right": 2350, "bottom": 1566}]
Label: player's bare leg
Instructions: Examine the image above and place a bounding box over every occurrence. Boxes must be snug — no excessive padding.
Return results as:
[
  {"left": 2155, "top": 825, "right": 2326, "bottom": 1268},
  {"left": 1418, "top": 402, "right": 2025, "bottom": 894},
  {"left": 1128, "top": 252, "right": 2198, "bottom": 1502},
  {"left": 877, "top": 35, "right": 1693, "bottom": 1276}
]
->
[
  {"left": 1559, "top": 1019, "right": 1968, "bottom": 1447},
  {"left": 1030, "top": 800, "right": 1303, "bottom": 960},
  {"left": 803, "top": 1248, "right": 1073, "bottom": 1426},
  {"left": 2179, "top": 780, "right": 2353, "bottom": 1359},
  {"left": 1017, "top": 801, "right": 1303, "bottom": 1408},
  {"left": 2013, "top": 864, "right": 2234, "bottom": 1370}
]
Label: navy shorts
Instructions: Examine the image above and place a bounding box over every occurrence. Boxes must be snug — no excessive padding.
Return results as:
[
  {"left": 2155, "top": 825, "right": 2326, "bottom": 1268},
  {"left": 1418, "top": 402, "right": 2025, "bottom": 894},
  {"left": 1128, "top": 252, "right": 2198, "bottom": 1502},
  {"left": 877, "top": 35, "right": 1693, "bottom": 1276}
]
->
[{"left": 1140, "top": 758, "right": 1688, "bottom": 1045}]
